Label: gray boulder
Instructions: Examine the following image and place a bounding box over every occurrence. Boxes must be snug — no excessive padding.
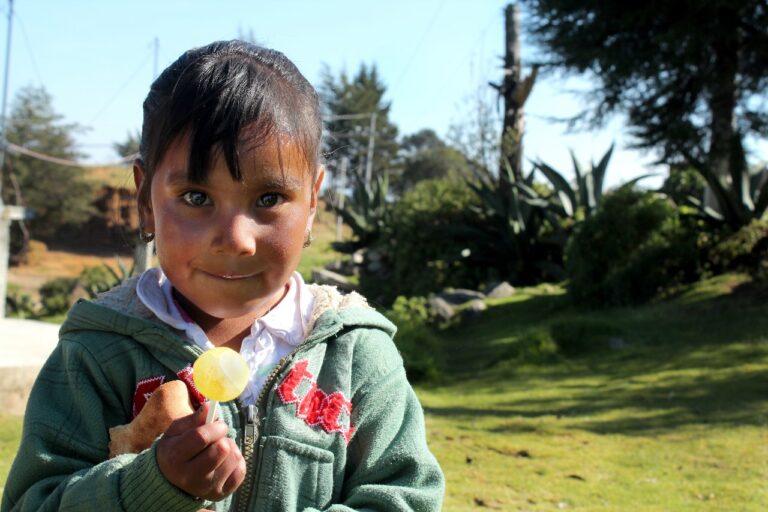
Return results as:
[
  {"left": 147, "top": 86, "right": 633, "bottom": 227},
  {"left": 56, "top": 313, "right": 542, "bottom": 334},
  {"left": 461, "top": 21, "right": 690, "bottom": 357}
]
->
[
  {"left": 461, "top": 299, "right": 487, "bottom": 320},
  {"left": 427, "top": 296, "right": 455, "bottom": 323},
  {"left": 438, "top": 288, "right": 486, "bottom": 305},
  {"left": 485, "top": 281, "right": 516, "bottom": 299}
]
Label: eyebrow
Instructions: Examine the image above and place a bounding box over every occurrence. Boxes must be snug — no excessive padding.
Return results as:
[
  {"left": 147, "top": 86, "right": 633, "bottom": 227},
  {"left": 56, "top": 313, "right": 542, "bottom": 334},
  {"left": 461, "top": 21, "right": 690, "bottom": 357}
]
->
[{"left": 164, "top": 169, "right": 305, "bottom": 191}]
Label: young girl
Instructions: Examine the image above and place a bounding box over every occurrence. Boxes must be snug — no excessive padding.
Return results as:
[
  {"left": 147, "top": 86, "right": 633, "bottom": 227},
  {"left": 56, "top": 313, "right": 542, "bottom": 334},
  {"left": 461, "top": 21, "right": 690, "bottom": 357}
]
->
[{"left": 1, "top": 40, "right": 444, "bottom": 511}]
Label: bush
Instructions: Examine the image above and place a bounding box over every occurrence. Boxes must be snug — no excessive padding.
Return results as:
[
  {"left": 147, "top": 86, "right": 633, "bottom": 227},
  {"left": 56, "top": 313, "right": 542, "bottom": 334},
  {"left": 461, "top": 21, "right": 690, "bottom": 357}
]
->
[
  {"left": 385, "top": 296, "right": 442, "bottom": 382},
  {"left": 565, "top": 187, "right": 703, "bottom": 306},
  {"left": 362, "top": 177, "right": 489, "bottom": 305},
  {"left": 708, "top": 219, "right": 768, "bottom": 278},
  {"left": 549, "top": 317, "right": 624, "bottom": 356},
  {"left": 38, "top": 277, "right": 78, "bottom": 316}
]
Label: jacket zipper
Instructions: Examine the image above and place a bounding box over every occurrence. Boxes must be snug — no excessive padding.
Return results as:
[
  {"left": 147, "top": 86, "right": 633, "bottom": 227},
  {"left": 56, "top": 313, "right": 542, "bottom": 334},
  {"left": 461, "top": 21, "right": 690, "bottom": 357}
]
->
[
  {"left": 234, "top": 353, "right": 295, "bottom": 511},
  {"left": 235, "top": 404, "right": 258, "bottom": 512}
]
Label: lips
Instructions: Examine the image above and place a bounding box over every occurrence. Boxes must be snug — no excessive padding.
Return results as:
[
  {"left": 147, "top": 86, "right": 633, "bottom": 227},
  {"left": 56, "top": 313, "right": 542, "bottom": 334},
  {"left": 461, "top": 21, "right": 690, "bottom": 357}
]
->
[{"left": 202, "top": 270, "right": 259, "bottom": 281}]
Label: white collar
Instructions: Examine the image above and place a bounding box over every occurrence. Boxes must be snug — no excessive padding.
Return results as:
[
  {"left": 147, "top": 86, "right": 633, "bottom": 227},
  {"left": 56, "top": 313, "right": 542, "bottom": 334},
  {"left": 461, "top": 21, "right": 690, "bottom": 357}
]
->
[{"left": 135, "top": 268, "right": 313, "bottom": 351}]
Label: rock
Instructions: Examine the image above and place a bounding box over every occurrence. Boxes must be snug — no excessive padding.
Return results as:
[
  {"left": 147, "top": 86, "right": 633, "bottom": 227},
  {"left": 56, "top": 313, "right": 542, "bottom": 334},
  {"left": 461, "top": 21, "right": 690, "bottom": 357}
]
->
[
  {"left": 311, "top": 268, "right": 355, "bottom": 292},
  {"left": 352, "top": 249, "right": 365, "bottom": 265},
  {"left": 485, "top": 281, "right": 516, "bottom": 299},
  {"left": 461, "top": 299, "right": 487, "bottom": 320},
  {"left": 427, "top": 296, "right": 455, "bottom": 323},
  {"left": 438, "top": 288, "right": 486, "bottom": 305}
]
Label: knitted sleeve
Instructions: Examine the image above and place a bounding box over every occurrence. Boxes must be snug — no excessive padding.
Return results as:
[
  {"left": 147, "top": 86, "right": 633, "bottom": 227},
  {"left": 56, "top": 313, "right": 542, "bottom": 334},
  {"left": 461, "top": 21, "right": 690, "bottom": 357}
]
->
[
  {"left": 307, "top": 327, "right": 445, "bottom": 511},
  {"left": 0, "top": 338, "right": 203, "bottom": 512}
]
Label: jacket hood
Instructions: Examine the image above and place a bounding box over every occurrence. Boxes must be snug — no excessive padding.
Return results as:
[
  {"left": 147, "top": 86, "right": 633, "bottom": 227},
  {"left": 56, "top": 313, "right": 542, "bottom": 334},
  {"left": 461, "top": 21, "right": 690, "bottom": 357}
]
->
[{"left": 60, "top": 276, "right": 396, "bottom": 350}]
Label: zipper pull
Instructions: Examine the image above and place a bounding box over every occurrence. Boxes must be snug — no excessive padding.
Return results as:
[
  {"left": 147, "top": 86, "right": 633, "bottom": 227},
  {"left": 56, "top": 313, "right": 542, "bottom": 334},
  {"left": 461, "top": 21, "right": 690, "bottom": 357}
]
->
[{"left": 244, "top": 404, "right": 259, "bottom": 446}]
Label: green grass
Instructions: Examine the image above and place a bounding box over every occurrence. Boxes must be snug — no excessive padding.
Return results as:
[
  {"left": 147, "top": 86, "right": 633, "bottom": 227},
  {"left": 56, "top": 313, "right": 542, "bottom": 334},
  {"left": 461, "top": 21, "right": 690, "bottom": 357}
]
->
[
  {"left": 416, "top": 274, "right": 768, "bottom": 510},
  {"left": 0, "top": 415, "right": 22, "bottom": 498}
]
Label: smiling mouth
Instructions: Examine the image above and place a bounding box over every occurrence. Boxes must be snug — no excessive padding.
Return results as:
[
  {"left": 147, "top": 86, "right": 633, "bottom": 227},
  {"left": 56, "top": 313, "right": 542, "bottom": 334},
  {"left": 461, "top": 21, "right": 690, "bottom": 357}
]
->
[{"left": 204, "top": 271, "right": 258, "bottom": 281}]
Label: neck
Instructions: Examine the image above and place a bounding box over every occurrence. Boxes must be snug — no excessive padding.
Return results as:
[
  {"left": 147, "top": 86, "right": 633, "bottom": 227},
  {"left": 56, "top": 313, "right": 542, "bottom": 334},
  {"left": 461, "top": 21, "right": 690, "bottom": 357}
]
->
[{"left": 172, "top": 284, "right": 289, "bottom": 351}]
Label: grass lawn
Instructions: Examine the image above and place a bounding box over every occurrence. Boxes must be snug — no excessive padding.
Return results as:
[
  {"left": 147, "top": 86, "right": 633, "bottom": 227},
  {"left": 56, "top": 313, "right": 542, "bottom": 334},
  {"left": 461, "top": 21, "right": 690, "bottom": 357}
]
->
[
  {"left": 417, "top": 274, "right": 768, "bottom": 511},
  {"left": 0, "top": 416, "right": 22, "bottom": 499}
]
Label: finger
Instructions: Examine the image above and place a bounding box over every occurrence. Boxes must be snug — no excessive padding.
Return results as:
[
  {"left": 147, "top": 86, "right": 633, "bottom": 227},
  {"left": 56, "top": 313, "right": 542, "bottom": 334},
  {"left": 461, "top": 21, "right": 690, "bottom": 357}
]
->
[
  {"left": 164, "top": 403, "right": 209, "bottom": 437},
  {"left": 188, "top": 437, "right": 233, "bottom": 476},
  {"left": 164, "top": 421, "right": 230, "bottom": 464},
  {"left": 219, "top": 443, "right": 247, "bottom": 496},
  {"left": 203, "top": 439, "right": 246, "bottom": 499}
]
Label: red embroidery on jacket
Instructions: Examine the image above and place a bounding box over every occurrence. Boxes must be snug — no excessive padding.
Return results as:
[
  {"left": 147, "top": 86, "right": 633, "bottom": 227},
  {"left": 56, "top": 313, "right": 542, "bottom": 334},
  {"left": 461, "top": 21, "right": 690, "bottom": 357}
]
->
[
  {"left": 277, "top": 359, "right": 355, "bottom": 443},
  {"left": 131, "top": 375, "right": 165, "bottom": 419},
  {"left": 176, "top": 365, "right": 205, "bottom": 407},
  {"left": 130, "top": 366, "right": 204, "bottom": 418}
]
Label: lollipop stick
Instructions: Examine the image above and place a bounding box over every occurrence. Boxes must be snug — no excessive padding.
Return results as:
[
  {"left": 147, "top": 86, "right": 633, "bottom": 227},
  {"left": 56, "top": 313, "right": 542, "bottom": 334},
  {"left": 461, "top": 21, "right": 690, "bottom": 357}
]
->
[{"left": 205, "top": 400, "right": 219, "bottom": 424}]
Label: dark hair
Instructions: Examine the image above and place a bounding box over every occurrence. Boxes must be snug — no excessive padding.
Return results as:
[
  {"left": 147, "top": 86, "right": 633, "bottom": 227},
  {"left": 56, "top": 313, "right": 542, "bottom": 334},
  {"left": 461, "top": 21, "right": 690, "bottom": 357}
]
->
[{"left": 138, "top": 40, "right": 322, "bottom": 206}]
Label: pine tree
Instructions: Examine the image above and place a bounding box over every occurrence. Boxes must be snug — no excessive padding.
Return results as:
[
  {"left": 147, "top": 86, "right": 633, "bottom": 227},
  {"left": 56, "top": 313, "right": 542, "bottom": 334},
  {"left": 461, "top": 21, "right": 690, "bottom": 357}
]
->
[
  {"left": 320, "top": 64, "right": 399, "bottom": 184},
  {"left": 2, "top": 86, "right": 95, "bottom": 241}
]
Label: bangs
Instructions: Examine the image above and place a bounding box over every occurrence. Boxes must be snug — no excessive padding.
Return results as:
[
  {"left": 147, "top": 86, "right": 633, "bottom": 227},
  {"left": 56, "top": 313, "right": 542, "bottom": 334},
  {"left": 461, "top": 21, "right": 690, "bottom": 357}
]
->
[{"left": 143, "top": 42, "right": 321, "bottom": 183}]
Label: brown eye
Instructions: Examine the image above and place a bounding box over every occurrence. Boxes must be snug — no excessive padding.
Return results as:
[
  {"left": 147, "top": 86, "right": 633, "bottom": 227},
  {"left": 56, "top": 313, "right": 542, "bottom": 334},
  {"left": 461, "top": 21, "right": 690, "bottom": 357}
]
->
[{"left": 182, "top": 191, "right": 211, "bottom": 207}]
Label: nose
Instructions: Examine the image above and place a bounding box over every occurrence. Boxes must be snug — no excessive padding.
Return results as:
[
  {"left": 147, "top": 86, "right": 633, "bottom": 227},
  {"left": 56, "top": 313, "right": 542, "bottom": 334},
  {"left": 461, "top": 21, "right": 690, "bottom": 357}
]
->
[{"left": 213, "top": 212, "right": 257, "bottom": 256}]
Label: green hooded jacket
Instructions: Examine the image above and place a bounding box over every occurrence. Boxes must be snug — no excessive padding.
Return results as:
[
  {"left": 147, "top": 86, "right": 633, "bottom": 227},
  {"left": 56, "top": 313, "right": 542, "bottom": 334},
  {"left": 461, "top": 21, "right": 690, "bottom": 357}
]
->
[{"left": 1, "top": 278, "right": 444, "bottom": 511}]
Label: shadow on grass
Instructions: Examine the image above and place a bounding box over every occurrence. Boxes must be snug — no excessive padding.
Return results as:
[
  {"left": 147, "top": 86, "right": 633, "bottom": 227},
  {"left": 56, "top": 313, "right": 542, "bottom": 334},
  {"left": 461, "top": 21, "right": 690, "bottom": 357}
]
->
[{"left": 429, "top": 282, "right": 768, "bottom": 435}]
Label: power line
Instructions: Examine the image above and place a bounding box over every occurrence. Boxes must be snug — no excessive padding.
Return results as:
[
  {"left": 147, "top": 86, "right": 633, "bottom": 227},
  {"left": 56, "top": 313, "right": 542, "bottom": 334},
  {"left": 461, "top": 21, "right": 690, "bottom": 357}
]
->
[
  {"left": 391, "top": 0, "right": 445, "bottom": 93},
  {"left": 87, "top": 46, "right": 153, "bottom": 125},
  {"left": 13, "top": 11, "right": 42, "bottom": 86},
  {"left": 5, "top": 141, "right": 133, "bottom": 168}
]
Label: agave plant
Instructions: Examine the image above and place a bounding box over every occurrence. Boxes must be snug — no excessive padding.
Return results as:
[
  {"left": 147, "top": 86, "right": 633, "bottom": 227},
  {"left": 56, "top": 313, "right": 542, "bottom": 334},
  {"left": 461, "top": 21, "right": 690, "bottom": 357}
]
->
[
  {"left": 531, "top": 143, "right": 655, "bottom": 220},
  {"left": 680, "top": 134, "right": 768, "bottom": 229},
  {"left": 684, "top": 164, "right": 768, "bottom": 229},
  {"left": 451, "top": 158, "right": 567, "bottom": 284},
  {"left": 80, "top": 257, "right": 135, "bottom": 299},
  {"left": 330, "top": 171, "right": 390, "bottom": 253}
]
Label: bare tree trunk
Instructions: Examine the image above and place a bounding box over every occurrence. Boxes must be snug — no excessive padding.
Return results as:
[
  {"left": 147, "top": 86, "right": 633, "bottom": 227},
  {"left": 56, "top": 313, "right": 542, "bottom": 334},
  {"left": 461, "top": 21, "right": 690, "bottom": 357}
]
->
[
  {"left": 497, "top": 3, "right": 538, "bottom": 196},
  {"left": 704, "top": 6, "right": 738, "bottom": 215}
]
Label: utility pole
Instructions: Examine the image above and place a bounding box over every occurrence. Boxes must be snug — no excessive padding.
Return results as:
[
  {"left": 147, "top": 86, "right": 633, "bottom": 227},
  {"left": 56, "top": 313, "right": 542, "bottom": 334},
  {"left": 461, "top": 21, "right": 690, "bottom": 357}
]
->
[
  {"left": 492, "top": 3, "right": 538, "bottom": 189},
  {"left": 133, "top": 37, "right": 159, "bottom": 275},
  {"left": 364, "top": 113, "right": 377, "bottom": 189},
  {"left": 335, "top": 156, "right": 348, "bottom": 242},
  {"left": 0, "top": 0, "right": 31, "bottom": 318}
]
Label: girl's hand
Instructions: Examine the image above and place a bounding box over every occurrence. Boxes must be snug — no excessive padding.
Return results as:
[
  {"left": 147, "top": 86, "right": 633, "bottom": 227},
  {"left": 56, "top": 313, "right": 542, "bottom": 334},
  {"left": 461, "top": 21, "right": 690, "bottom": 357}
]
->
[{"left": 157, "top": 403, "right": 246, "bottom": 501}]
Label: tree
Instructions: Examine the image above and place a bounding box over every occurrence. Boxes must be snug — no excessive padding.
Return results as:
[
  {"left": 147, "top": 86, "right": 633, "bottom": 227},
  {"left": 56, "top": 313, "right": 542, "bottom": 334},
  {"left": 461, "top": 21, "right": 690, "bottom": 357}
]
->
[
  {"left": 113, "top": 129, "right": 140, "bottom": 158},
  {"left": 522, "top": 0, "right": 768, "bottom": 227},
  {"left": 391, "top": 129, "right": 472, "bottom": 196},
  {"left": 320, "top": 64, "right": 399, "bottom": 184},
  {"left": 1, "top": 86, "right": 95, "bottom": 241}
]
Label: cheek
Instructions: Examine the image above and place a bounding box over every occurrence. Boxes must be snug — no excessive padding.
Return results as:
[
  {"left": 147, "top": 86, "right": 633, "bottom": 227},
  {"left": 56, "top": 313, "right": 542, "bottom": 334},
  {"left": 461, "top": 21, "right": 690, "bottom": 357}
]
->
[{"left": 153, "top": 205, "right": 208, "bottom": 252}]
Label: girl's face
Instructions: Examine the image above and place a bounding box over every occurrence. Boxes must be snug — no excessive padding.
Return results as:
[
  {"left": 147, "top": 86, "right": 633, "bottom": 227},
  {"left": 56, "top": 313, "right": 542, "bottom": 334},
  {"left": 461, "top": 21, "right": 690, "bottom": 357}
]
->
[{"left": 135, "top": 132, "right": 323, "bottom": 323}]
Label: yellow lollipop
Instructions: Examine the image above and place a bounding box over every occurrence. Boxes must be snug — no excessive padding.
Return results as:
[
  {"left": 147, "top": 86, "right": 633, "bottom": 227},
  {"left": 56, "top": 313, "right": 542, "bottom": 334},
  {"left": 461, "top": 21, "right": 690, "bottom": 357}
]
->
[{"left": 193, "top": 347, "right": 250, "bottom": 423}]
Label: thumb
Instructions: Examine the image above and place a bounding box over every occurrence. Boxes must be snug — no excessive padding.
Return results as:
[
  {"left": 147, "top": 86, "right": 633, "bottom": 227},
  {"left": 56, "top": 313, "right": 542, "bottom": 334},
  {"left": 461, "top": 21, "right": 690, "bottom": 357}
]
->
[{"left": 163, "top": 402, "right": 209, "bottom": 437}]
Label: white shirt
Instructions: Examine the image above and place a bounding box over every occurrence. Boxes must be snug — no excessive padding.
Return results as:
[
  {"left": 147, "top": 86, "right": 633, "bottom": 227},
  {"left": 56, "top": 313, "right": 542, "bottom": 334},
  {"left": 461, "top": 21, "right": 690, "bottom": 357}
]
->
[{"left": 136, "top": 267, "right": 315, "bottom": 405}]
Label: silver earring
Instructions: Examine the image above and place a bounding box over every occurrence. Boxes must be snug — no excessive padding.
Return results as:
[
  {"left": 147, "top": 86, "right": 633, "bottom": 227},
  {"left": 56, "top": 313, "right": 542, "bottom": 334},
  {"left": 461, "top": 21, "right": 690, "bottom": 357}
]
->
[{"left": 139, "top": 228, "right": 155, "bottom": 243}]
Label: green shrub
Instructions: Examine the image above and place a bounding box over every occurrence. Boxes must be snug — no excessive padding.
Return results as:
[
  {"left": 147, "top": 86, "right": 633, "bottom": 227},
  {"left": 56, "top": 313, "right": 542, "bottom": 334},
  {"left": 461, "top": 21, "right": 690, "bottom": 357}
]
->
[
  {"left": 549, "top": 317, "right": 624, "bottom": 356},
  {"left": 565, "top": 187, "right": 703, "bottom": 306},
  {"left": 38, "top": 277, "right": 78, "bottom": 316},
  {"left": 361, "top": 177, "right": 489, "bottom": 304},
  {"left": 507, "top": 327, "right": 559, "bottom": 362},
  {"left": 708, "top": 219, "right": 768, "bottom": 277},
  {"left": 386, "top": 296, "right": 442, "bottom": 382},
  {"left": 5, "top": 283, "right": 38, "bottom": 318}
]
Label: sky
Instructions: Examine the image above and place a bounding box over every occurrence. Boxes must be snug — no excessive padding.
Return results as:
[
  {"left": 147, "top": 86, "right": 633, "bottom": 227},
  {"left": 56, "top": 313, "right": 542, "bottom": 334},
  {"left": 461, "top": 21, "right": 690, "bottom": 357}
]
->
[{"left": 1, "top": 0, "right": 667, "bottom": 189}]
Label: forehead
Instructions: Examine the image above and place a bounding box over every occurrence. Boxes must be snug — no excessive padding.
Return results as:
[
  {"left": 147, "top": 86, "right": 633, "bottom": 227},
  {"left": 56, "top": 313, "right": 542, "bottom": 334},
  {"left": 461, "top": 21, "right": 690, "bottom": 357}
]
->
[{"left": 158, "top": 130, "right": 312, "bottom": 184}]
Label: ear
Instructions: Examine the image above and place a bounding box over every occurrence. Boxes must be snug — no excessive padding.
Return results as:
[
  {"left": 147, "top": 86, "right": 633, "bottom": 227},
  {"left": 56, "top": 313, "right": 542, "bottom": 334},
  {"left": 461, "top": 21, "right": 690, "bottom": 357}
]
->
[
  {"left": 133, "top": 159, "right": 155, "bottom": 233},
  {"left": 306, "top": 166, "right": 325, "bottom": 231}
]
